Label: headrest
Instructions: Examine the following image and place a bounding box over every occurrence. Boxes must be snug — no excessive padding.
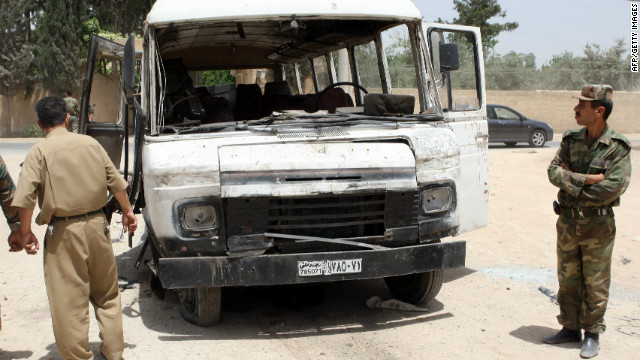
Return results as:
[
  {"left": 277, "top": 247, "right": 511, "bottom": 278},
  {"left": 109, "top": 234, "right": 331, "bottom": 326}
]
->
[
  {"left": 264, "top": 81, "right": 292, "bottom": 96},
  {"left": 364, "top": 93, "right": 415, "bottom": 116}
]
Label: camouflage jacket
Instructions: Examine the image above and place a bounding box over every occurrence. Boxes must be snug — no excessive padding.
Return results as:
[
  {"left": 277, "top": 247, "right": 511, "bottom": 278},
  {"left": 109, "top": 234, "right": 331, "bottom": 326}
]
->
[
  {"left": 0, "top": 155, "right": 19, "bottom": 224},
  {"left": 548, "top": 125, "right": 632, "bottom": 208}
]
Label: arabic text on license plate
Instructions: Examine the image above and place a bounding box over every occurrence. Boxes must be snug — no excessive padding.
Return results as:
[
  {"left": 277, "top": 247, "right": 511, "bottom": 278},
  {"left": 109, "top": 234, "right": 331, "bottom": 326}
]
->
[{"left": 298, "top": 259, "right": 362, "bottom": 277}]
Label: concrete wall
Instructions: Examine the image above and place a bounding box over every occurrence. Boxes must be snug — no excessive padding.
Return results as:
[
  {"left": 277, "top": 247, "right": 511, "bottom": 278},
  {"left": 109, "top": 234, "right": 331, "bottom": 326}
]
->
[
  {"left": 0, "top": 73, "right": 120, "bottom": 138},
  {"left": 486, "top": 90, "right": 640, "bottom": 135},
  {"left": 2, "top": 85, "right": 639, "bottom": 137},
  {"left": 373, "top": 88, "right": 640, "bottom": 135}
]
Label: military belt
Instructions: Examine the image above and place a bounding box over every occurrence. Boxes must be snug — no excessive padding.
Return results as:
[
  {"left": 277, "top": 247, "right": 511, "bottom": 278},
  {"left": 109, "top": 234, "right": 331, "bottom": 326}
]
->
[
  {"left": 51, "top": 209, "right": 103, "bottom": 222},
  {"left": 559, "top": 206, "right": 612, "bottom": 218}
]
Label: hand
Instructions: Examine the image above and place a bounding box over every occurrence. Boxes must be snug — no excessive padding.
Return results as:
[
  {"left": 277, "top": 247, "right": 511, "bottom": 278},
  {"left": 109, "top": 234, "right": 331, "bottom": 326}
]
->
[
  {"left": 21, "top": 231, "right": 39, "bottom": 255},
  {"left": 585, "top": 173, "right": 605, "bottom": 185},
  {"left": 8, "top": 230, "right": 22, "bottom": 252},
  {"left": 122, "top": 211, "right": 137, "bottom": 235},
  {"left": 561, "top": 162, "right": 571, "bottom": 171}
]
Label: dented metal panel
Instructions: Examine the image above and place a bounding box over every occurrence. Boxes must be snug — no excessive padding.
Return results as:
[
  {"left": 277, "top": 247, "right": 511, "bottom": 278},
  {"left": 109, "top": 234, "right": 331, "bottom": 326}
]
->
[
  {"left": 218, "top": 142, "right": 417, "bottom": 197},
  {"left": 410, "top": 127, "right": 461, "bottom": 183},
  {"left": 141, "top": 124, "right": 478, "bottom": 243}
]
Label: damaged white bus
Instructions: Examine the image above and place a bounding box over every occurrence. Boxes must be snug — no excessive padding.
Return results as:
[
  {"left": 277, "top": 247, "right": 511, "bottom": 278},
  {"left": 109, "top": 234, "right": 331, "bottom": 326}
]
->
[{"left": 82, "top": 0, "right": 489, "bottom": 325}]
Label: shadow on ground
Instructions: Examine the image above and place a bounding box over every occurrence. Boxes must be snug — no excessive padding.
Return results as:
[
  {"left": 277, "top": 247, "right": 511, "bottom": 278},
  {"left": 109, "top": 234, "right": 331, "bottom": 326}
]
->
[
  {"left": 510, "top": 325, "right": 580, "bottom": 349},
  {"left": 0, "top": 349, "right": 32, "bottom": 360},
  {"left": 29, "top": 341, "right": 136, "bottom": 360},
  {"left": 444, "top": 267, "right": 476, "bottom": 283}
]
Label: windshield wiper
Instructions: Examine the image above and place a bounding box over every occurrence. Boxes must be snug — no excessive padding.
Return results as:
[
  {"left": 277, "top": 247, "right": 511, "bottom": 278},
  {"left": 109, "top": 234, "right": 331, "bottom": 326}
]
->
[
  {"left": 234, "top": 110, "right": 444, "bottom": 133},
  {"left": 174, "top": 122, "right": 234, "bottom": 134}
]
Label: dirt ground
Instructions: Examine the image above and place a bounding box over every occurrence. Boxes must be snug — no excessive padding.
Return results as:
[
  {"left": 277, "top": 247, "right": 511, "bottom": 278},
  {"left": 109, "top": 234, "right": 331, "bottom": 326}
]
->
[{"left": 1, "top": 136, "right": 639, "bottom": 360}]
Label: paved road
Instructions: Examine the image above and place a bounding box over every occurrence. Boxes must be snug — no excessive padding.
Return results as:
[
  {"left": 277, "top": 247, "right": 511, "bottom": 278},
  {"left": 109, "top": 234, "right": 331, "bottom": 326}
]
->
[{"left": 0, "top": 142, "right": 35, "bottom": 155}]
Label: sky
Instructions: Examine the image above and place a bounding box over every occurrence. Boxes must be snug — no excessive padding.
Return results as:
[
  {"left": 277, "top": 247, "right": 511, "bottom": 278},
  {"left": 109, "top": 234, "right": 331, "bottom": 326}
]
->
[{"left": 413, "top": 0, "right": 635, "bottom": 67}]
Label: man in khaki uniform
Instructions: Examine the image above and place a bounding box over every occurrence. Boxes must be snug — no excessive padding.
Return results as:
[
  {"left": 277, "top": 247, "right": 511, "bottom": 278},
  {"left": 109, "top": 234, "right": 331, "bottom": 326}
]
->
[{"left": 10, "top": 96, "right": 137, "bottom": 360}]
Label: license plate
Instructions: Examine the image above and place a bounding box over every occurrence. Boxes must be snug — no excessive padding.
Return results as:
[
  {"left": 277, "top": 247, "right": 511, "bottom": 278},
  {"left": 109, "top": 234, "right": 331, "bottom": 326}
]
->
[{"left": 298, "top": 259, "right": 362, "bottom": 277}]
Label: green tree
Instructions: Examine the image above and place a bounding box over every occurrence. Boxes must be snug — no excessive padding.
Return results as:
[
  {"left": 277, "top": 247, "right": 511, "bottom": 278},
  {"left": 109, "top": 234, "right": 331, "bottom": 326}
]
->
[
  {"left": 452, "top": 0, "right": 518, "bottom": 55},
  {"left": 539, "top": 51, "right": 585, "bottom": 90},
  {"left": 581, "top": 39, "right": 629, "bottom": 90},
  {"left": 35, "top": 0, "right": 88, "bottom": 92},
  {"left": 385, "top": 33, "right": 418, "bottom": 88},
  {"left": 0, "top": 0, "right": 36, "bottom": 135},
  {"left": 201, "top": 70, "right": 235, "bottom": 86},
  {"left": 354, "top": 42, "right": 383, "bottom": 89},
  {"left": 447, "top": 35, "right": 480, "bottom": 90},
  {"left": 485, "top": 51, "right": 538, "bottom": 90},
  {"left": 89, "top": 0, "right": 155, "bottom": 36},
  {"left": 82, "top": 17, "right": 101, "bottom": 45},
  {"left": 539, "top": 39, "right": 631, "bottom": 91}
]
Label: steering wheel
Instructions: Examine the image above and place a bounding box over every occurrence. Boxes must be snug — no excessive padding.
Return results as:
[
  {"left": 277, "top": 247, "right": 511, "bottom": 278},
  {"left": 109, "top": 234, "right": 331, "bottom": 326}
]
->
[{"left": 315, "top": 82, "right": 368, "bottom": 112}]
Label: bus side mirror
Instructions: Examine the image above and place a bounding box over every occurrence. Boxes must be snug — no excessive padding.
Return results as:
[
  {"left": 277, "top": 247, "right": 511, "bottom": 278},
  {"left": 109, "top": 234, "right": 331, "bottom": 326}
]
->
[
  {"left": 122, "top": 34, "right": 136, "bottom": 94},
  {"left": 439, "top": 43, "right": 460, "bottom": 72}
]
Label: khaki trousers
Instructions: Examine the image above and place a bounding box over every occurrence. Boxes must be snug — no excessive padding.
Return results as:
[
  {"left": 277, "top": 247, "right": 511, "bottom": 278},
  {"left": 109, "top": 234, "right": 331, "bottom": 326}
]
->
[{"left": 44, "top": 213, "right": 123, "bottom": 360}]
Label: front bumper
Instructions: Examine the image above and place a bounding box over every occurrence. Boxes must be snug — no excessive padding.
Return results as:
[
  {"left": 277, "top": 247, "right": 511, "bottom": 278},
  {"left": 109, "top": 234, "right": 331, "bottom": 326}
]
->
[{"left": 158, "top": 240, "right": 465, "bottom": 289}]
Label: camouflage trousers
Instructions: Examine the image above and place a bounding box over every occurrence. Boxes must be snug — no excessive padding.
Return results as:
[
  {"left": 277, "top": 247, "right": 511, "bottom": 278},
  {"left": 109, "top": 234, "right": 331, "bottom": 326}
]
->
[
  {"left": 67, "top": 117, "right": 79, "bottom": 133},
  {"left": 555, "top": 214, "right": 616, "bottom": 334}
]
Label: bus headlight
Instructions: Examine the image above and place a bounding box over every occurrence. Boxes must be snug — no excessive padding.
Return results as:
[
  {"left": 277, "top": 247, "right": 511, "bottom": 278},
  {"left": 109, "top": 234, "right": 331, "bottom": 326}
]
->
[
  {"left": 421, "top": 187, "right": 452, "bottom": 214},
  {"left": 182, "top": 205, "right": 217, "bottom": 230}
]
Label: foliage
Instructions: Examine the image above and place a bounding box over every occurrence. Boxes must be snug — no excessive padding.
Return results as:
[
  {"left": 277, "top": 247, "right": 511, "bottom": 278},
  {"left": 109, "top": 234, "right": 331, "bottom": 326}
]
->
[
  {"left": 0, "top": 0, "right": 36, "bottom": 96},
  {"left": 201, "top": 70, "right": 236, "bottom": 86},
  {"left": 451, "top": 0, "right": 518, "bottom": 55},
  {"left": 380, "top": 29, "right": 635, "bottom": 92},
  {"left": 354, "top": 42, "right": 382, "bottom": 89},
  {"left": 448, "top": 39, "right": 479, "bottom": 90},
  {"left": 296, "top": 60, "right": 313, "bottom": 92},
  {"left": 35, "top": 0, "right": 88, "bottom": 92},
  {"left": 581, "top": 39, "right": 630, "bottom": 89},
  {"left": 386, "top": 32, "right": 418, "bottom": 88},
  {"left": 80, "top": 18, "right": 132, "bottom": 76},
  {"left": 485, "top": 51, "right": 537, "bottom": 90},
  {"left": 538, "top": 51, "right": 584, "bottom": 90},
  {"left": 23, "top": 124, "right": 44, "bottom": 138},
  {"left": 3, "top": 0, "right": 636, "bottom": 104},
  {"left": 539, "top": 39, "right": 631, "bottom": 91},
  {"left": 88, "top": 0, "right": 155, "bottom": 36},
  {"left": 82, "top": 17, "right": 102, "bottom": 45}
]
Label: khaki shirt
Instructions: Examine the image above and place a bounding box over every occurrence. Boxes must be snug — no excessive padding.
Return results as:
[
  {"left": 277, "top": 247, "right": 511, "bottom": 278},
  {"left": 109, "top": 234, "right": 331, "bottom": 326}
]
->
[{"left": 13, "top": 128, "right": 128, "bottom": 225}]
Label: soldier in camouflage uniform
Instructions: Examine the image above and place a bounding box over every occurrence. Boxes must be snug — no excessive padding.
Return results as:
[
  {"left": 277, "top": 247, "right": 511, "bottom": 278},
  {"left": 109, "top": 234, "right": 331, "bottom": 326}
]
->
[
  {"left": 544, "top": 85, "right": 631, "bottom": 359},
  {"left": 63, "top": 90, "right": 80, "bottom": 133},
  {"left": 1, "top": 155, "right": 22, "bottom": 331}
]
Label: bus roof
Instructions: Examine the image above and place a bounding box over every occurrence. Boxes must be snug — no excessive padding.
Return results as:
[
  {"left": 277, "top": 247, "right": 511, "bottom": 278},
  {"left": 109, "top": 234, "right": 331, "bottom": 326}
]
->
[{"left": 146, "top": 0, "right": 423, "bottom": 26}]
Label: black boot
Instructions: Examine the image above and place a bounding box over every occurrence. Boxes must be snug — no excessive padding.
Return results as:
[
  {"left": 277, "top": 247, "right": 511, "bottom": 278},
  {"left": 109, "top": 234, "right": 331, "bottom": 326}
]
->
[
  {"left": 580, "top": 332, "right": 599, "bottom": 359},
  {"left": 542, "top": 327, "right": 582, "bottom": 344}
]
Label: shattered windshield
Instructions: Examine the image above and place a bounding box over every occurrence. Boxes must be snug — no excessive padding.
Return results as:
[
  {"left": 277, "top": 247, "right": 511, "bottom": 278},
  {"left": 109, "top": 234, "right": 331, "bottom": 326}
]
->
[
  {"left": 150, "top": 19, "right": 442, "bottom": 134},
  {"left": 158, "top": 110, "right": 443, "bottom": 136}
]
